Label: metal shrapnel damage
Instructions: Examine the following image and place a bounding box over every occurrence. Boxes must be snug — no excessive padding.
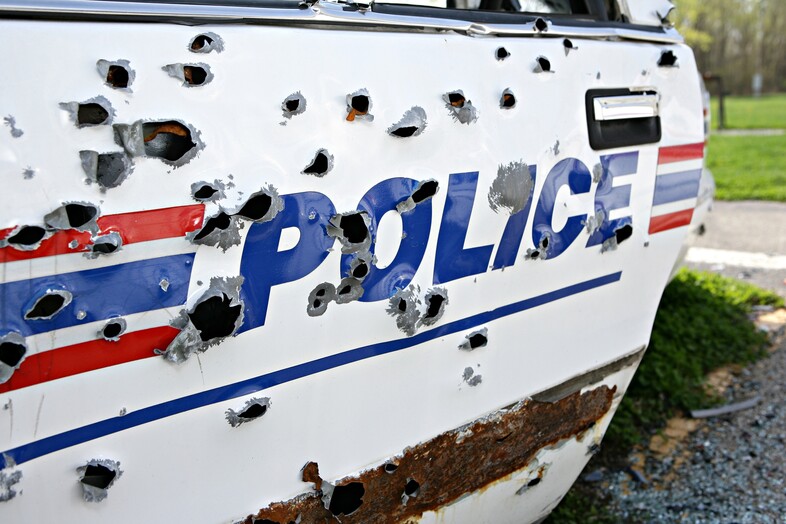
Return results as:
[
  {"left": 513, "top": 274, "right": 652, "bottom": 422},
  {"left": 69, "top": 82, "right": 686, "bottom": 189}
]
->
[
  {"left": 158, "top": 276, "right": 244, "bottom": 363},
  {"left": 245, "top": 386, "right": 615, "bottom": 523},
  {"left": 77, "top": 459, "right": 121, "bottom": 503},
  {"left": 226, "top": 397, "right": 271, "bottom": 427}
]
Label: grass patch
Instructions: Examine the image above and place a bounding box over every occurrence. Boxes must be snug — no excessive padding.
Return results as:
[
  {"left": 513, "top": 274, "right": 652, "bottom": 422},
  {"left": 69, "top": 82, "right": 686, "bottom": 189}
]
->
[
  {"left": 707, "top": 134, "right": 786, "bottom": 201},
  {"left": 548, "top": 269, "right": 783, "bottom": 523},
  {"left": 710, "top": 93, "right": 786, "bottom": 130}
]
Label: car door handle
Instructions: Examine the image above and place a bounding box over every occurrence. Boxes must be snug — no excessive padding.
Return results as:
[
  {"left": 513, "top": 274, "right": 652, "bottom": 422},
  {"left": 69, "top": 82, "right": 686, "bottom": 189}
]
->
[
  {"left": 586, "top": 88, "right": 662, "bottom": 150},
  {"left": 592, "top": 94, "right": 659, "bottom": 121}
]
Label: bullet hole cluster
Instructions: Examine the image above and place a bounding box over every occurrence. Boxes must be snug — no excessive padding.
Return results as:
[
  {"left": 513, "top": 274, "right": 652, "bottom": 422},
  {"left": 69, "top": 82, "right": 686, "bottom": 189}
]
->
[
  {"left": 387, "top": 106, "right": 427, "bottom": 138},
  {"left": 401, "top": 478, "right": 420, "bottom": 504},
  {"left": 188, "top": 185, "right": 283, "bottom": 251},
  {"left": 527, "top": 233, "right": 550, "bottom": 260},
  {"left": 302, "top": 149, "right": 334, "bottom": 177},
  {"left": 226, "top": 397, "right": 271, "bottom": 427},
  {"left": 159, "top": 276, "right": 244, "bottom": 363},
  {"left": 463, "top": 366, "right": 482, "bottom": 387},
  {"left": 387, "top": 285, "right": 449, "bottom": 336},
  {"left": 77, "top": 459, "right": 122, "bottom": 503},
  {"left": 443, "top": 90, "right": 479, "bottom": 125}
]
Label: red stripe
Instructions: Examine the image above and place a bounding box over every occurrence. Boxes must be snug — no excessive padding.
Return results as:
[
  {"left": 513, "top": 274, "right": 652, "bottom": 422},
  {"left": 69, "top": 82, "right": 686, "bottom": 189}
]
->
[
  {"left": 658, "top": 143, "right": 704, "bottom": 165},
  {"left": 649, "top": 209, "right": 694, "bottom": 234},
  {"left": 0, "top": 326, "right": 178, "bottom": 393},
  {"left": 0, "top": 204, "right": 204, "bottom": 263}
]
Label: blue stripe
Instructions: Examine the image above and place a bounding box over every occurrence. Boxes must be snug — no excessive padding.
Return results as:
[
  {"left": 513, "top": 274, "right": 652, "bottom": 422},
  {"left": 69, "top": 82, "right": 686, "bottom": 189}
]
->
[
  {"left": 0, "top": 271, "right": 621, "bottom": 469},
  {"left": 0, "top": 254, "right": 195, "bottom": 336},
  {"left": 652, "top": 169, "right": 702, "bottom": 206}
]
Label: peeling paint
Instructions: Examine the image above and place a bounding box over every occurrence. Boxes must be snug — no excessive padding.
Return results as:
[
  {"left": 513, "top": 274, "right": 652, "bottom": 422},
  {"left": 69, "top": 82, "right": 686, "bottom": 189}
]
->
[
  {"left": 162, "top": 63, "right": 213, "bottom": 87},
  {"left": 387, "top": 106, "right": 427, "bottom": 138},
  {"left": 3, "top": 115, "right": 23, "bottom": 138},
  {"left": 245, "top": 387, "right": 614, "bottom": 523},
  {"left": 462, "top": 366, "right": 482, "bottom": 386},
  {"left": 488, "top": 161, "right": 534, "bottom": 215},
  {"left": 80, "top": 150, "right": 133, "bottom": 190},
  {"left": 0, "top": 332, "right": 27, "bottom": 384},
  {"left": 443, "top": 90, "right": 478, "bottom": 125},
  {"left": 387, "top": 285, "right": 421, "bottom": 336},
  {"left": 158, "top": 276, "right": 244, "bottom": 363},
  {"left": 77, "top": 459, "right": 121, "bottom": 503},
  {"left": 226, "top": 397, "right": 271, "bottom": 427}
]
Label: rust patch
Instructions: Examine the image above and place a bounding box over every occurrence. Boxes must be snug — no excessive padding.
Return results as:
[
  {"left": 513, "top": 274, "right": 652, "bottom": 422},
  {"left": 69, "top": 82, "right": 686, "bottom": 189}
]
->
[
  {"left": 143, "top": 122, "right": 189, "bottom": 143},
  {"left": 245, "top": 386, "right": 614, "bottom": 523}
]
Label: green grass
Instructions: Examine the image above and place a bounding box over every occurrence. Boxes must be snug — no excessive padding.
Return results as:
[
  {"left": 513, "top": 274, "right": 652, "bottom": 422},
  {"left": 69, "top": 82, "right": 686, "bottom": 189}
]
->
[
  {"left": 548, "top": 269, "right": 783, "bottom": 523},
  {"left": 707, "top": 134, "right": 786, "bottom": 201},
  {"left": 710, "top": 93, "right": 786, "bottom": 130}
]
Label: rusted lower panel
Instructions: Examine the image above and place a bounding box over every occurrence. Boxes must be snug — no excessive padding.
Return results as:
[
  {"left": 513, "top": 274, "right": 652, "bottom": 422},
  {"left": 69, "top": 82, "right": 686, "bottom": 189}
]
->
[{"left": 245, "top": 386, "right": 615, "bottom": 524}]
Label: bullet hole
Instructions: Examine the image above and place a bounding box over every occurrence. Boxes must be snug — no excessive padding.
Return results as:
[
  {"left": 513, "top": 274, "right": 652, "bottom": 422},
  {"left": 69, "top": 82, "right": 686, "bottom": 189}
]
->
[
  {"left": 327, "top": 482, "right": 365, "bottom": 516},
  {"left": 348, "top": 255, "right": 371, "bottom": 281},
  {"left": 404, "top": 478, "right": 420, "bottom": 497},
  {"left": 188, "top": 211, "right": 242, "bottom": 251},
  {"left": 534, "top": 17, "right": 548, "bottom": 32},
  {"left": 101, "top": 318, "right": 127, "bottom": 341},
  {"left": 302, "top": 149, "right": 334, "bottom": 177},
  {"left": 443, "top": 90, "right": 478, "bottom": 125},
  {"left": 97, "top": 59, "right": 134, "bottom": 90},
  {"left": 226, "top": 397, "right": 271, "bottom": 427},
  {"left": 420, "top": 288, "right": 448, "bottom": 326},
  {"left": 500, "top": 89, "right": 516, "bottom": 109},
  {"left": 0, "top": 332, "right": 27, "bottom": 384},
  {"left": 384, "top": 463, "right": 399, "bottom": 474},
  {"left": 44, "top": 202, "right": 100, "bottom": 232},
  {"left": 160, "top": 278, "right": 170, "bottom": 292},
  {"left": 463, "top": 366, "right": 482, "bottom": 387},
  {"left": 527, "top": 234, "right": 550, "bottom": 260},
  {"left": 25, "top": 289, "right": 72, "bottom": 320},
  {"left": 3, "top": 115, "right": 23, "bottom": 138},
  {"left": 397, "top": 179, "right": 439, "bottom": 213},
  {"left": 88, "top": 232, "right": 123, "bottom": 258},
  {"left": 387, "top": 106, "right": 427, "bottom": 138},
  {"left": 4, "top": 225, "right": 48, "bottom": 250},
  {"left": 282, "top": 92, "right": 307, "bottom": 119},
  {"left": 77, "top": 459, "right": 121, "bottom": 503},
  {"left": 527, "top": 477, "right": 541, "bottom": 487},
  {"left": 160, "top": 276, "right": 245, "bottom": 363},
  {"left": 601, "top": 223, "right": 633, "bottom": 252},
  {"left": 387, "top": 285, "right": 421, "bottom": 336},
  {"left": 459, "top": 327, "right": 488, "bottom": 351},
  {"left": 346, "top": 89, "right": 373, "bottom": 122},
  {"left": 80, "top": 150, "right": 133, "bottom": 190},
  {"left": 236, "top": 193, "right": 271, "bottom": 220},
  {"left": 189, "top": 32, "right": 224, "bottom": 53},
  {"left": 191, "top": 180, "right": 225, "bottom": 202},
  {"left": 534, "top": 56, "right": 552, "bottom": 73},
  {"left": 563, "top": 38, "right": 577, "bottom": 55},
  {"left": 143, "top": 121, "right": 196, "bottom": 161},
  {"left": 307, "top": 282, "right": 336, "bottom": 317},
  {"left": 190, "top": 293, "right": 242, "bottom": 341},
  {"left": 658, "top": 50, "right": 678, "bottom": 67},
  {"left": 60, "top": 96, "right": 114, "bottom": 128},
  {"left": 515, "top": 465, "right": 549, "bottom": 495},
  {"left": 162, "top": 63, "right": 213, "bottom": 87},
  {"left": 335, "top": 277, "right": 364, "bottom": 304},
  {"left": 496, "top": 47, "right": 510, "bottom": 60},
  {"left": 114, "top": 119, "right": 203, "bottom": 167},
  {"left": 327, "top": 212, "right": 371, "bottom": 254}
]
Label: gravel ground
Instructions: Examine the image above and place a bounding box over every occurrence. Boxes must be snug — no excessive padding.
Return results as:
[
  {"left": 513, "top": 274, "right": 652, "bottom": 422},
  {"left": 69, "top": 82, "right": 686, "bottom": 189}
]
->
[{"left": 602, "top": 328, "right": 786, "bottom": 523}]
